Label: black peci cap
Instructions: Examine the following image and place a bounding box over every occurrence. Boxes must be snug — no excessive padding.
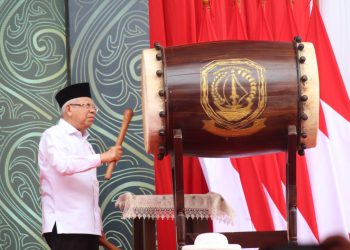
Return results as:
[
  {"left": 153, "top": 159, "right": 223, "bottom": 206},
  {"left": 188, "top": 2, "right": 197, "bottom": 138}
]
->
[{"left": 55, "top": 82, "right": 92, "bottom": 108}]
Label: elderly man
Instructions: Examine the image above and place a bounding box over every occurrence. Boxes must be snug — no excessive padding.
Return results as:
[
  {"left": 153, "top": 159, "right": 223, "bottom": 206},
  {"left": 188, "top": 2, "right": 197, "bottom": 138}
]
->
[{"left": 38, "top": 82, "right": 122, "bottom": 250}]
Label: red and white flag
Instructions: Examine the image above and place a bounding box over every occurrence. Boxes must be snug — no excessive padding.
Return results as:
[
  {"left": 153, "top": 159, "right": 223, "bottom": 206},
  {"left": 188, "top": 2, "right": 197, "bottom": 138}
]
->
[
  {"left": 200, "top": 0, "right": 350, "bottom": 243},
  {"left": 149, "top": 1, "right": 350, "bottom": 248}
]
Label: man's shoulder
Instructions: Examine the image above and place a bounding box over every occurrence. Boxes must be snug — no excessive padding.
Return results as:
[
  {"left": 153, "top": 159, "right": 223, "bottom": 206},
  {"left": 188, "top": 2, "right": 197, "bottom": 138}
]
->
[
  {"left": 43, "top": 123, "right": 60, "bottom": 133},
  {"left": 41, "top": 122, "right": 64, "bottom": 139}
]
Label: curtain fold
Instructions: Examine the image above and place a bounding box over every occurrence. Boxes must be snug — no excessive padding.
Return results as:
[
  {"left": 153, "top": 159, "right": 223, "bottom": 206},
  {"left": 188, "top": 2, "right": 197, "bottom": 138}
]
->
[
  {"left": 198, "top": 4, "right": 218, "bottom": 42},
  {"left": 228, "top": 1, "right": 248, "bottom": 40}
]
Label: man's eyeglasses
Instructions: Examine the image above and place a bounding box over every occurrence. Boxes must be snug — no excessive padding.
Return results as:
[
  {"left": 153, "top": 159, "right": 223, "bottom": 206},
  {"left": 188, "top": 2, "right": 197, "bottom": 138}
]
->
[{"left": 70, "top": 103, "right": 99, "bottom": 112}]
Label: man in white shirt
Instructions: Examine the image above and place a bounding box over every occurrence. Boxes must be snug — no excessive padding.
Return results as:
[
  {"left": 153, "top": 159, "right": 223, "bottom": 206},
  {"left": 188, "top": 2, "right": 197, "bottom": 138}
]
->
[{"left": 38, "top": 82, "right": 122, "bottom": 250}]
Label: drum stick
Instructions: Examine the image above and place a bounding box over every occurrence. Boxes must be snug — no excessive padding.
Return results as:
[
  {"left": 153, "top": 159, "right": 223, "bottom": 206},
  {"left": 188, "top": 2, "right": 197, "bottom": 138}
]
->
[{"left": 104, "top": 108, "right": 133, "bottom": 180}]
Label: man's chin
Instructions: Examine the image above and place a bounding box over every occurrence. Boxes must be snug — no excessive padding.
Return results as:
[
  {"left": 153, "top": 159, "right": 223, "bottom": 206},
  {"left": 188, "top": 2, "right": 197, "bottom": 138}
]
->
[{"left": 84, "top": 120, "right": 94, "bottom": 129}]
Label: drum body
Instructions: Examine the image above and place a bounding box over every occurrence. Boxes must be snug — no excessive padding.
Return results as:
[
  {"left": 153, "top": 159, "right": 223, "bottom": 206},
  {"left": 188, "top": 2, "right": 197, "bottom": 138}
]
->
[{"left": 142, "top": 40, "right": 319, "bottom": 158}]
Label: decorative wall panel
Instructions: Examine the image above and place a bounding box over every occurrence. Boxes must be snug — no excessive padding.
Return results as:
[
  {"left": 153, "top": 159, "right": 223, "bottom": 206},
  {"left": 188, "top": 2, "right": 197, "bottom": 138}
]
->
[
  {"left": 68, "top": 0, "right": 153, "bottom": 248},
  {"left": 0, "top": 0, "right": 66, "bottom": 249},
  {"left": 0, "top": 0, "right": 153, "bottom": 249}
]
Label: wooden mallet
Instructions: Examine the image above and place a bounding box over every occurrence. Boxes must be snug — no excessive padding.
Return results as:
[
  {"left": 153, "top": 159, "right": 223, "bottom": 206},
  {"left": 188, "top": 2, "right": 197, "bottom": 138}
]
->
[
  {"left": 104, "top": 108, "right": 133, "bottom": 180},
  {"left": 99, "top": 235, "right": 121, "bottom": 250}
]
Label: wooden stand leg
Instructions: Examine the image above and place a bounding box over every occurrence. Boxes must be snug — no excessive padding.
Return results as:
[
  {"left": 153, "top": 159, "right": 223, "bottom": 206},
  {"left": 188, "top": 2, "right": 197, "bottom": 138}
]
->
[
  {"left": 133, "top": 218, "right": 156, "bottom": 250},
  {"left": 172, "top": 129, "right": 186, "bottom": 250},
  {"left": 287, "top": 125, "right": 298, "bottom": 244},
  {"left": 144, "top": 219, "right": 156, "bottom": 250},
  {"left": 170, "top": 126, "right": 298, "bottom": 249},
  {"left": 133, "top": 218, "right": 143, "bottom": 250}
]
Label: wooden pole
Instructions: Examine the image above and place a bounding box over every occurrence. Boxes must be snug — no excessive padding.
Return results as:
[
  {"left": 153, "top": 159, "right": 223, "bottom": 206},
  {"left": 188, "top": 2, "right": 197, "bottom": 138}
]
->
[
  {"left": 202, "top": 0, "right": 210, "bottom": 8},
  {"left": 235, "top": 0, "right": 242, "bottom": 13},
  {"left": 290, "top": 0, "right": 294, "bottom": 10},
  {"left": 99, "top": 236, "right": 121, "bottom": 250}
]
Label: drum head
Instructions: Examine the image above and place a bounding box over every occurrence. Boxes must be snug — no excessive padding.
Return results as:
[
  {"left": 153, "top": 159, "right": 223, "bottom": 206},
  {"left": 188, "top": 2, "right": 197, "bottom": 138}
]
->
[
  {"left": 299, "top": 42, "right": 319, "bottom": 148},
  {"left": 141, "top": 48, "right": 165, "bottom": 155}
]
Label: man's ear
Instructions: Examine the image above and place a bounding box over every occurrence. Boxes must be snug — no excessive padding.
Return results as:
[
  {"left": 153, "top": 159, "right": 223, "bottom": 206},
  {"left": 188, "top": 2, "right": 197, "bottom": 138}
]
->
[{"left": 65, "top": 105, "right": 73, "bottom": 117}]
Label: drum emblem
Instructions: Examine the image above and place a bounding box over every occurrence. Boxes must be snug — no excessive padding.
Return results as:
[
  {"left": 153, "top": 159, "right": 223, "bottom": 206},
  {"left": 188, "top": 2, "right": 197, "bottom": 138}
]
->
[{"left": 200, "top": 59, "right": 267, "bottom": 136}]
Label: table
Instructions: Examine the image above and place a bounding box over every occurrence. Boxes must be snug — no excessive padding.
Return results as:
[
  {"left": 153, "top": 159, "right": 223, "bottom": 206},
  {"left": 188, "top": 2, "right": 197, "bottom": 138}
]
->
[{"left": 115, "top": 192, "right": 235, "bottom": 250}]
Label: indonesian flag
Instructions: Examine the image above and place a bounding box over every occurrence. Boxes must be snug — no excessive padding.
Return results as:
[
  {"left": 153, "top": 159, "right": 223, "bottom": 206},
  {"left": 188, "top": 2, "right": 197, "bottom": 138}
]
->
[
  {"left": 200, "top": 1, "right": 350, "bottom": 244},
  {"left": 149, "top": 0, "right": 350, "bottom": 248},
  {"left": 304, "top": 1, "right": 350, "bottom": 240}
]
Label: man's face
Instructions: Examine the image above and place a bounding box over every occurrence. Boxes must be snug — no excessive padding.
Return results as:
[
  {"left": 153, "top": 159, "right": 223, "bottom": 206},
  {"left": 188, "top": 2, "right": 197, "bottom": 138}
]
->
[{"left": 67, "top": 97, "right": 98, "bottom": 132}]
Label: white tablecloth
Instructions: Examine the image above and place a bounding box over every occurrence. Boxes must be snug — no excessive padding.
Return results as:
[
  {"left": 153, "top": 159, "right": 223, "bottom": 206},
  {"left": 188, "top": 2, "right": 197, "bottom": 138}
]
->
[{"left": 115, "top": 192, "right": 235, "bottom": 224}]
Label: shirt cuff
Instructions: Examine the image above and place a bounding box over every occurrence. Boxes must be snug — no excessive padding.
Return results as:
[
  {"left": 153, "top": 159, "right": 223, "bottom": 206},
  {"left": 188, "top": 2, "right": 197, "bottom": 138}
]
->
[{"left": 92, "top": 153, "right": 102, "bottom": 167}]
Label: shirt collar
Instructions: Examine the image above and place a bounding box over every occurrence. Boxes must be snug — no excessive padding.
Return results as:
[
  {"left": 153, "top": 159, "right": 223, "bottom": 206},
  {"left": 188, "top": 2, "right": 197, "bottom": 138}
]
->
[{"left": 58, "top": 118, "right": 90, "bottom": 139}]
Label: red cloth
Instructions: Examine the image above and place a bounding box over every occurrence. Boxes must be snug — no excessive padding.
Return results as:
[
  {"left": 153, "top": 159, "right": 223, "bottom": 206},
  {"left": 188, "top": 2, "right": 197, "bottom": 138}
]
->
[
  {"left": 241, "top": 0, "right": 259, "bottom": 39},
  {"left": 306, "top": 3, "right": 350, "bottom": 122},
  {"left": 254, "top": 1, "right": 273, "bottom": 40},
  {"left": 198, "top": 5, "right": 218, "bottom": 42},
  {"left": 278, "top": 0, "right": 300, "bottom": 41},
  {"left": 228, "top": 1, "right": 248, "bottom": 40},
  {"left": 266, "top": 0, "right": 287, "bottom": 39},
  {"left": 293, "top": 0, "right": 312, "bottom": 38},
  {"left": 231, "top": 156, "right": 276, "bottom": 230}
]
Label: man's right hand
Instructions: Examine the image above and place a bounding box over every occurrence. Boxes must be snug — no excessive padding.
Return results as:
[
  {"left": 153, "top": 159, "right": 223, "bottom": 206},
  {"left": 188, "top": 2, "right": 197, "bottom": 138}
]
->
[{"left": 100, "top": 146, "right": 123, "bottom": 164}]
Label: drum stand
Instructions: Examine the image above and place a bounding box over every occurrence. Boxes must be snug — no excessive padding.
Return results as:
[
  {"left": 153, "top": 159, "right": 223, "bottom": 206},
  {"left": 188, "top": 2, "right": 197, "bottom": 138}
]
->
[{"left": 171, "top": 125, "right": 298, "bottom": 250}]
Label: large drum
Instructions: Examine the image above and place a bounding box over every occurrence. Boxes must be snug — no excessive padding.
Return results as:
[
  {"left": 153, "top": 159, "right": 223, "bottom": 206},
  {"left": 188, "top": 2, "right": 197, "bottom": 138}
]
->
[{"left": 141, "top": 40, "right": 319, "bottom": 159}]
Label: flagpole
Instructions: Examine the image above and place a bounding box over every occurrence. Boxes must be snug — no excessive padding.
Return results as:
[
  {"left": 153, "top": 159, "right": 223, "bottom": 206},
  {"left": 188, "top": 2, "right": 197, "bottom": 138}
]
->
[
  {"left": 202, "top": 0, "right": 210, "bottom": 8},
  {"left": 236, "top": 0, "right": 242, "bottom": 13},
  {"left": 290, "top": 0, "right": 294, "bottom": 10}
]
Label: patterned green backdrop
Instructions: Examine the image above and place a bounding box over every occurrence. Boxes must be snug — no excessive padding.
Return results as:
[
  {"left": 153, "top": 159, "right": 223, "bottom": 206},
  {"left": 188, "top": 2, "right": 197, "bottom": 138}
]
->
[{"left": 0, "top": 0, "right": 153, "bottom": 249}]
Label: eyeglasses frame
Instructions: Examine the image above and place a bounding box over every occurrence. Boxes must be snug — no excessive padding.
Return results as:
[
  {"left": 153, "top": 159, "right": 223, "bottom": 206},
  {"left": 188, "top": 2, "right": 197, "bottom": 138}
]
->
[{"left": 69, "top": 103, "right": 99, "bottom": 112}]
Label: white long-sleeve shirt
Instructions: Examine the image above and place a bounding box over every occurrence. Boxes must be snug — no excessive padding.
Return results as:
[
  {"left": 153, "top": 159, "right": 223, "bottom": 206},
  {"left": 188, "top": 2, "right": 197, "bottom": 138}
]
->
[{"left": 39, "top": 118, "right": 102, "bottom": 235}]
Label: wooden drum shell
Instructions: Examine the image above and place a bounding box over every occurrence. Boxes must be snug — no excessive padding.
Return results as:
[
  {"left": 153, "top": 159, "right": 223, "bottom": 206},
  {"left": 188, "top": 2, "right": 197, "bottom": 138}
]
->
[{"left": 142, "top": 41, "right": 319, "bottom": 158}]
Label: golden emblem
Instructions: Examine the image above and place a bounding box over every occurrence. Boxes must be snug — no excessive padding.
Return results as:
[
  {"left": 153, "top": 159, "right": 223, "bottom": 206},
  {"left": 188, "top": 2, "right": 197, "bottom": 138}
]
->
[{"left": 201, "top": 59, "right": 267, "bottom": 137}]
